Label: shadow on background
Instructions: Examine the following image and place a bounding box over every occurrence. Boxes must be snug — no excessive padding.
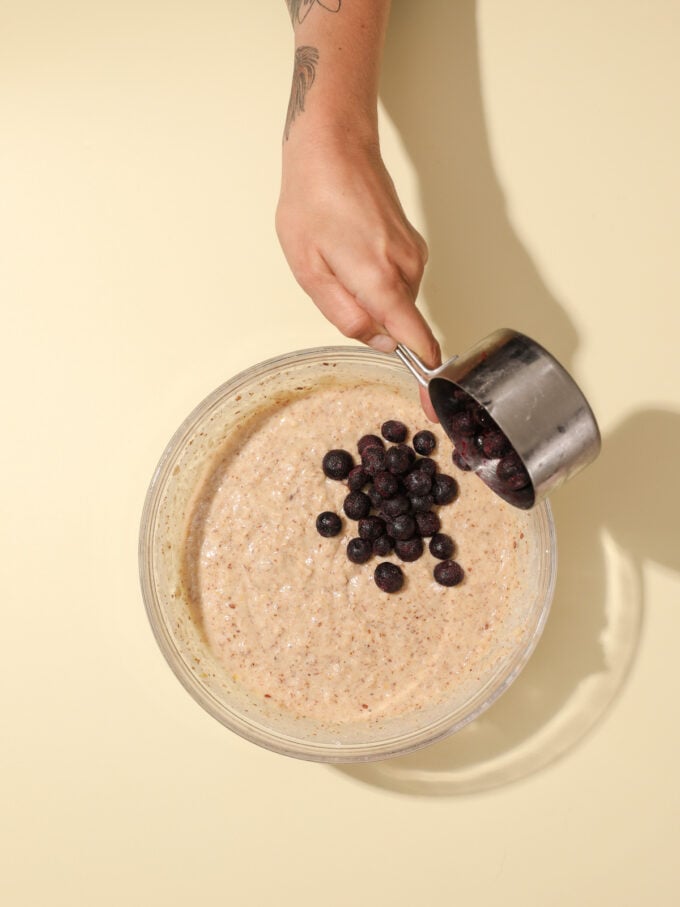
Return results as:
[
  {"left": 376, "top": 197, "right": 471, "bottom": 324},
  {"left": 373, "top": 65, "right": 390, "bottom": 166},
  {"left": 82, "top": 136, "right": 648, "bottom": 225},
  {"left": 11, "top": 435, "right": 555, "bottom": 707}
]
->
[
  {"left": 336, "top": 1, "right": 679, "bottom": 796},
  {"left": 380, "top": 0, "right": 577, "bottom": 364}
]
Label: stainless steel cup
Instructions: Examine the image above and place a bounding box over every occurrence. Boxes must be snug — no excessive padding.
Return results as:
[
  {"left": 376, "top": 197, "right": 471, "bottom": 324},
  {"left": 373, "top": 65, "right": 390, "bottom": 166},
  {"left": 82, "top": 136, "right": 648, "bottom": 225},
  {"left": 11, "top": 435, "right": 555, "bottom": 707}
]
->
[{"left": 396, "top": 329, "right": 601, "bottom": 509}]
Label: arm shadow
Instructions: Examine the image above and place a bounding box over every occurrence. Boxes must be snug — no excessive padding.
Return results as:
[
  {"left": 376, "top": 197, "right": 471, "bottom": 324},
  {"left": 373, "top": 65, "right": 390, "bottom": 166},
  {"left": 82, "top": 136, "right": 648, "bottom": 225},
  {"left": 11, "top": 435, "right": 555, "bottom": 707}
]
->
[
  {"left": 378, "top": 0, "right": 577, "bottom": 363},
  {"left": 334, "top": 2, "right": 678, "bottom": 796}
]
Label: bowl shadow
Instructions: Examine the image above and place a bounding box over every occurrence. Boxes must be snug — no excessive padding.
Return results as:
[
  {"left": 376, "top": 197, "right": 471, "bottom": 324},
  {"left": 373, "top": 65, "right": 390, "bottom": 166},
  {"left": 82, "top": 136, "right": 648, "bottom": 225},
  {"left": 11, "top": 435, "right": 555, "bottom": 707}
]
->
[{"left": 337, "top": 410, "right": 679, "bottom": 795}]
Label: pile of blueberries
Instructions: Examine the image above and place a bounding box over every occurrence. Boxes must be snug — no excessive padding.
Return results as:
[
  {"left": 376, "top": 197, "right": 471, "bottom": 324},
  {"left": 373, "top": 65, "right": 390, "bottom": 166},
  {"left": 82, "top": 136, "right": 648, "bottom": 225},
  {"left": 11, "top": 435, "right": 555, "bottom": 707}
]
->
[
  {"left": 315, "top": 420, "right": 465, "bottom": 593},
  {"left": 442, "top": 388, "right": 534, "bottom": 509}
]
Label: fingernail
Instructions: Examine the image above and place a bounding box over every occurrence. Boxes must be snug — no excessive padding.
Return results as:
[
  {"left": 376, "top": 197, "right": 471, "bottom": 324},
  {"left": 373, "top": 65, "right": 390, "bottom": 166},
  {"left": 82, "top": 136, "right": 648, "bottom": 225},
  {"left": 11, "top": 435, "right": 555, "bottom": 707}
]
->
[{"left": 368, "top": 334, "right": 397, "bottom": 354}]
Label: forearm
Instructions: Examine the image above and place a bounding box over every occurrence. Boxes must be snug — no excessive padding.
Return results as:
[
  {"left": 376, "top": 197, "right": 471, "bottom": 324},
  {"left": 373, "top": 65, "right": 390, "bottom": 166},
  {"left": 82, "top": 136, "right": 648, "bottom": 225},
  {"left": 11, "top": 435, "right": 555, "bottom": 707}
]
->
[
  {"left": 284, "top": 0, "right": 391, "bottom": 142},
  {"left": 277, "top": 1, "right": 440, "bottom": 401}
]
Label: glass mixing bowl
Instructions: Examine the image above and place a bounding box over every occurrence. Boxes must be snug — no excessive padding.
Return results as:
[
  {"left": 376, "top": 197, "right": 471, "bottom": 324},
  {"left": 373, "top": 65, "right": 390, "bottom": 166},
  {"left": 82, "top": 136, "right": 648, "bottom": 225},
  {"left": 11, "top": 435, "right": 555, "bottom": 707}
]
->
[{"left": 139, "top": 346, "right": 556, "bottom": 763}]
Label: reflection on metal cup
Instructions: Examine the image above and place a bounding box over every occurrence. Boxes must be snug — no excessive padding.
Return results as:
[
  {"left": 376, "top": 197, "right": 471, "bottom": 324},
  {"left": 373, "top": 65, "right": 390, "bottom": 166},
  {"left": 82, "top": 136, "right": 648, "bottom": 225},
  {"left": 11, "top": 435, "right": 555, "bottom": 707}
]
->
[{"left": 396, "top": 329, "right": 601, "bottom": 509}]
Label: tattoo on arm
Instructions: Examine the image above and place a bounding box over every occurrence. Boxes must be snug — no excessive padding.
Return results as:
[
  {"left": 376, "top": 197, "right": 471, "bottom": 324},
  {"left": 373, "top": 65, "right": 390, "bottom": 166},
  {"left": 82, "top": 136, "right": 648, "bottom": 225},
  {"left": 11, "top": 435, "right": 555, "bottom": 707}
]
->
[
  {"left": 286, "top": 0, "right": 341, "bottom": 26},
  {"left": 284, "top": 45, "right": 319, "bottom": 140},
  {"left": 283, "top": 0, "right": 339, "bottom": 139}
]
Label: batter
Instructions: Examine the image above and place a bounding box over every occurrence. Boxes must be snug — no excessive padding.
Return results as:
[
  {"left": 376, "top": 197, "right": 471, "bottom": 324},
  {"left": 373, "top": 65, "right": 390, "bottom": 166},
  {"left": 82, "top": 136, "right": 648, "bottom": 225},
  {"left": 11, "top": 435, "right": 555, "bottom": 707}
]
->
[{"left": 182, "top": 380, "right": 536, "bottom": 727}]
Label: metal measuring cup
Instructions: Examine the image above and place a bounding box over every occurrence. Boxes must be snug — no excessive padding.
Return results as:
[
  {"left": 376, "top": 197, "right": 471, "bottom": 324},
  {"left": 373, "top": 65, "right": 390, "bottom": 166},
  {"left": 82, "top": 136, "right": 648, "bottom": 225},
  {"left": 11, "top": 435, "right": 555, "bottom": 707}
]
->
[{"left": 395, "top": 329, "right": 601, "bottom": 509}]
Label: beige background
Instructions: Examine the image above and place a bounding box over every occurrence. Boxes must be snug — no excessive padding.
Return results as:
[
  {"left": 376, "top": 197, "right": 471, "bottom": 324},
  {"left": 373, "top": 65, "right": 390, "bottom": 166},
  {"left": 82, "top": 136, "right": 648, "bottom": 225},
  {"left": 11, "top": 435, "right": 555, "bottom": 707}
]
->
[{"left": 2, "top": 1, "right": 679, "bottom": 904}]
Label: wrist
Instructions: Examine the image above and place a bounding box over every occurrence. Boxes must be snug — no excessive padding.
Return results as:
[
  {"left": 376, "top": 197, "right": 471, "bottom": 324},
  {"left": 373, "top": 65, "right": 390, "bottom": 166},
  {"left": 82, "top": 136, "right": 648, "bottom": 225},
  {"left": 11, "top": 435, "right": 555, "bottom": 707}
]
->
[
  {"left": 283, "top": 100, "right": 379, "bottom": 154},
  {"left": 283, "top": 23, "right": 384, "bottom": 144}
]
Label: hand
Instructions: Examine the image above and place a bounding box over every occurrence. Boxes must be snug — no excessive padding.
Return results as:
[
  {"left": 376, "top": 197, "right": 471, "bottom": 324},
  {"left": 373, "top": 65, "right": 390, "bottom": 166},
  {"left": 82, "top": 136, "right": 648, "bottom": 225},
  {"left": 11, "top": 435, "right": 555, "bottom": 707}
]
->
[{"left": 276, "top": 133, "right": 440, "bottom": 418}]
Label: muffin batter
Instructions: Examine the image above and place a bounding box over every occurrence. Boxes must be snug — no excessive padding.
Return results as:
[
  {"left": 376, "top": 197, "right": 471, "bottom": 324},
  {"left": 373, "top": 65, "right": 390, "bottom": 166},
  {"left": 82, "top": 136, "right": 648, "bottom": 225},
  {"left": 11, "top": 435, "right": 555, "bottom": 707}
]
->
[{"left": 182, "top": 381, "right": 536, "bottom": 727}]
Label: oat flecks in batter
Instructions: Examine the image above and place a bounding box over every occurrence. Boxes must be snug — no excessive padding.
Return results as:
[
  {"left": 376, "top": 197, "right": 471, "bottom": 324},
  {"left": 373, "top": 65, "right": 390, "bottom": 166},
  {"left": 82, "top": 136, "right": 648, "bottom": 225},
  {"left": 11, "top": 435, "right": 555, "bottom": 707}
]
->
[{"left": 183, "top": 382, "right": 534, "bottom": 726}]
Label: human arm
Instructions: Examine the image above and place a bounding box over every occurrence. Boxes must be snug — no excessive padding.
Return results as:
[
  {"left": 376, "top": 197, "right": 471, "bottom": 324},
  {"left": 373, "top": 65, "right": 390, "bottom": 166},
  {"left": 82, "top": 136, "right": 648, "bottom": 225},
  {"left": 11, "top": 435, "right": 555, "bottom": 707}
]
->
[{"left": 276, "top": 1, "right": 441, "bottom": 409}]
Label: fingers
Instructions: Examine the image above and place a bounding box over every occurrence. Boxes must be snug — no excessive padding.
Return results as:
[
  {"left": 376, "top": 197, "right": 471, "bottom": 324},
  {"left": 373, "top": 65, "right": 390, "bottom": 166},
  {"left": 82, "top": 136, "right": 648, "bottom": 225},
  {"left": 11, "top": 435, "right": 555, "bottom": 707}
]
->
[
  {"left": 292, "top": 253, "right": 442, "bottom": 424},
  {"left": 349, "top": 251, "right": 441, "bottom": 370},
  {"left": 291, "top": 237, "right": 441, "bottom": 365},
  {"left": 419, "top": 385, "right": 439, "bottom": 424},
  {"left": 297, "top": 263, "right": 398, "bottom": 353}
]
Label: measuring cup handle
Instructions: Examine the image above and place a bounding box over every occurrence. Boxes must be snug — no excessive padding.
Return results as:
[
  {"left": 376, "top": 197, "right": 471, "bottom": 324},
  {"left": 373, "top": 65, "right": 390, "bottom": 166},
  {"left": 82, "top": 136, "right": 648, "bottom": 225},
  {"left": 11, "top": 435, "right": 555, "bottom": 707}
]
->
[{"left": 394, "top": 344, "right": 436, "bottom": 388}]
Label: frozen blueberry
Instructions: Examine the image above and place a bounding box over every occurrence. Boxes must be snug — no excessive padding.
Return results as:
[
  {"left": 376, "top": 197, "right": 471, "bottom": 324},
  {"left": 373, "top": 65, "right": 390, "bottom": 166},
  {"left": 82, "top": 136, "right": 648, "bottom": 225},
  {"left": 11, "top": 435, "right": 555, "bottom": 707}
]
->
[
  {"left": 347, "top": 537, "right": 372, "bottom": 564},
  {"left": 429, "top": 533, "right": 455, "bottom": 560},
  {"left": 496, "top": 450, "right": 526, "bottom": 483},
  {"left": 502, "top": 469, "right": 532, "bottom": 491},
  {"left": 452, "top": 448, "right": 472, "bottom": 472},
  {"left": 394, "top": 537, "right": 424, "bottom": 562},
  {"left": 433, "top": 560, "right": 465, "bottom": 586},
  {"left": 481, "top": 428, "right": 511, "bottom": 460},
  {"left": 414, "top": 456, "right": 438, "bottom": 476},
  {"left": 373, "top": 469, "right": 399, "bottom": 499},
  {"left": 387, "top": 514, "right": 416, "bottom": 541},
  {"left": 404, "top": 469, "right": 432, "bottom": 496},
  {"left": 372, "top": 534, "right": 394, "bottom": 557},
  {"left": 357, "top": 434, "right": 384, "bottom": 455},
  {"left": 315, "top": 511, "right": 342, "bottom": 538},
  {"left": 347, "top": 465, "right": 370, "bottom": 491},
  {"left": 386, "top": 443, "right": 416, "bottom": 475},
  {"left": 380, "top": 493, "right": 411, "bottom": 519},
  {"left": 366, "top": 484, "right": 384, "bottom": 508},
  {"left": 374, "top": 562, "right": 404, "bottom": 593},
  {"left": 473, "top": 406, "right": 494, "bottom": 429},
  {"left": 413, "top": 430, "right": 436, "bottom": 456},
  {"left": 449, "top": 411, "right": 476, "bottom": 437},
  {"left": 415, "top": 510, "right": 440, "bottom": 537},
  {"left": 361, "top": 445, "right": 387, "bottom": 476},
  {"left": 343, "top": 491, "right": 371, "bottom": 520},
  {"left": 432, "top": 473, "right": 459, "bottom": 505},
  {"left": 322, "top": 449, "right": 354, "bottom": 480},
  {"left": 409, "top": 493, "right": 435, "bottom": 513},
  {"left": 381, "top": 420, "right": 408, "bottom": 443},
  {"left": 358, "top": 515, "right": 387, "bottom": 541}
]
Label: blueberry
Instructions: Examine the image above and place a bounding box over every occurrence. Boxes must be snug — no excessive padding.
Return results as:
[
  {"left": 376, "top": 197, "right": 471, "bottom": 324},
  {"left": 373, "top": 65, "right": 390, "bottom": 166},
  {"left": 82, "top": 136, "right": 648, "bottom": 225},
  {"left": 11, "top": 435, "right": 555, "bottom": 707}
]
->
[
  {"left": 361, "top": 445, "right": 387, "bottom": 476},
  {"left": 322, "top": 449, "right": 354, "bottom": 480},
  {"left": 495, "top": 452, "right": 531, "bottom": 491},
  {"left": 432, "top": 473, "right": 459, "bottom": 505},
  {"left": 343, "top": 491, "right": 371, "bottom": 520},
  {"left": 496, "top": 451, "right": 525, "bottom": 482},
  {"left": 380, "top": 494, "right": 411, "bottom": 519},
  {"left": 429, "top": 533, "right": 455, "bottom": 560},
  {"left": 374, "top": 562, "right": 404, "bottom": 593},
  {"left": 394, "top": 537, "right": 424, "bottom": 562},
  {"left": 409, "top": 493, "right": 435, "bottom": 513},
  {"left": 357, "top": 434, "right": 384, "bottom": 455},
  {"left": 347, "top": 537, "right": 372, "bottom": 564},
  {"left": 366, "top": 484, "right": 384, "bottom": 508},
  {"left": 347, "top": 465, "right": 370, "bottom": 491},
  {"left": 481, "top": 428, "right": 511, "bottom": 460},
  {"left": 502, "top": 469, "right": 531, "bottom": 491},
  {"left": 386, "top": 443, "right": 416, "bottom": 475},
  {"left": 449, "top": 411, "right": 476, "bottom": 437},
  {"left": 473, "top": 406, "right": 494, "bottom": 429},
  {"left": 404, "top": 469, "right": 432, "bottom": 496},
  {"left": 414, "top": 456, "right": 437, "bottom": 476},
  {"left": 358, "top": 515, "right": 387, "bottom": 541},
  {"left": 433, "top": 560, "right": 465, "bottom": 586},
  {"left": 413, "top": 430, "right": 436, "bottom": 455},
  {"left": 372, "top": 534, "right": 394, "bottom": 557},
  {"left": 414, "top": 510, "right": 440, "bottom": 537},
  {"left": 387, "top": 514, "right": 416, "bottom": 541},
  {"left": 373, "top": 470, "right": 399, "bottom": 499},
  {"left": 315, "top": 511, "right": 342, "bottom": 537},
  {"left": 381, "top": 420, "right": 408, "bottom": 443},
  {"left": 452, "top": 449, "right": 472, "bottom": 472}
]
